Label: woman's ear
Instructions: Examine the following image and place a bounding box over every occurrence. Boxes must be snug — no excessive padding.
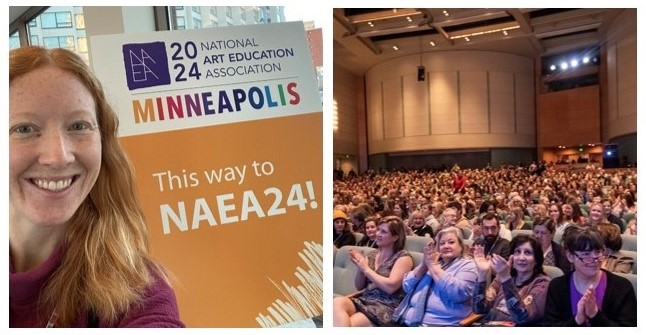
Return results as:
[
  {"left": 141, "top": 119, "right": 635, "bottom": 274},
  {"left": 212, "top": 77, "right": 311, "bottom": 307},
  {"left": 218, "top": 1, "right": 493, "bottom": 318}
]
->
[{"left": 565, "top": 251, "right": 575, "bottom": 263}]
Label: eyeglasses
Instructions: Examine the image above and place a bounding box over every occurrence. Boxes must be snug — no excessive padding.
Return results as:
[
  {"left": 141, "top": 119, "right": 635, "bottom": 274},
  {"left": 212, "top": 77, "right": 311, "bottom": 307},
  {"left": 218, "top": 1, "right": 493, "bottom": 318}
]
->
[{"left": 572, "top": 251, "right": 606, "bottom": 264}]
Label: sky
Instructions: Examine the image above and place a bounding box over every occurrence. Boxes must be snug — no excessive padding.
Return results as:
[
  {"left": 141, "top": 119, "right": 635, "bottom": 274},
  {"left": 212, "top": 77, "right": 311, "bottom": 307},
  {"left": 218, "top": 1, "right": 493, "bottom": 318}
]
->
[{"left": 283, "top": 5, "right": 326, "bottom": 28}]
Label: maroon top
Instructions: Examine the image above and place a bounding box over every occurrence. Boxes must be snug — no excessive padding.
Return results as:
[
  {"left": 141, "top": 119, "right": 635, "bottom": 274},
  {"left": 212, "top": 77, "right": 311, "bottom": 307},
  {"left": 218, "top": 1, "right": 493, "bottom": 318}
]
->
[{"left": 10, "top": 245, "right": 184, "bottom": 327}]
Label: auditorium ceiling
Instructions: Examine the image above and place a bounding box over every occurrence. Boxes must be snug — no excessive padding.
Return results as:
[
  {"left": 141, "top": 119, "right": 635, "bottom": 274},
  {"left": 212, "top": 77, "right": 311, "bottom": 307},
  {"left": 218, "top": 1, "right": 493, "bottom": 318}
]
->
[{"left": 333, "top": 8, "right": 624, "bottom": 75}]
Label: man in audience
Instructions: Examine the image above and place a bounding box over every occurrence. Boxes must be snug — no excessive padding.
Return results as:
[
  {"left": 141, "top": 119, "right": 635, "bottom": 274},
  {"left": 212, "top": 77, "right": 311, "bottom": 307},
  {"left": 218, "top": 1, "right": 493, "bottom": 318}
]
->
[{"left": 472, "top": 213, "right": 510, "bottom": 259}]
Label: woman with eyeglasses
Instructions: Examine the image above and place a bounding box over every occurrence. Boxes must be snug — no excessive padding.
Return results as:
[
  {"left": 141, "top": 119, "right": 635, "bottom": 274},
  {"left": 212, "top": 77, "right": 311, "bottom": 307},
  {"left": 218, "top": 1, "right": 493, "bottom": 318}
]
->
[{"left": 543, "top": 226, "right": 636, "bottom": 326}]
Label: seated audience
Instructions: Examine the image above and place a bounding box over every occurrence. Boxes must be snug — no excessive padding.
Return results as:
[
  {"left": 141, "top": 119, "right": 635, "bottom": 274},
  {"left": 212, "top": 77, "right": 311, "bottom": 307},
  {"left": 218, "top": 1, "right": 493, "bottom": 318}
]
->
[
  {"left": 507, "top": 207, "right": 530, "bottom": 231},
  {"left": 532, "top": 217, "right": 571, "bottom": 274},
  {"left": 623, "top": 217, "right": 637, "bottom": 236},
  {"left": 472, "top": 234, "right": 551, "bottom": 326},
  {"left": 357, "top": 216, "right": 379, "bottom": 248},
  {"left": 408, "top": 210, "right": 435, "bottom": 238},
  {"left": 473, "top": 213, "right": 511, "bottom": 259},
  {"left": 333, "top": 216, "right": 413, "bottom": 326},
  {"left": 392, "top": 227, "right": 477, "bottom": 326},
  {"left": 543, "top": 226, "right": 636, "bottom": 326},
  {"left": 596, "top": 223, "right": 634, "bottom": 274},
  {"left": 333, "top": 210, "right": 356, "bottom": 248}
]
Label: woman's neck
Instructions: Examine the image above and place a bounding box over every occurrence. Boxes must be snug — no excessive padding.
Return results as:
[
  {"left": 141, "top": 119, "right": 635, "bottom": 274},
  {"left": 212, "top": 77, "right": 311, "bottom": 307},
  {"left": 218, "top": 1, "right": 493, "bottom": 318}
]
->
[
  {"left": 515, "top": 270, "right": 533, "bottom": 284},
  {"left": 10, "top": 227, "right": 62, "bottom": 272},
  {"left": 573, "top": 270, "right": 602, "bottom": 292}
]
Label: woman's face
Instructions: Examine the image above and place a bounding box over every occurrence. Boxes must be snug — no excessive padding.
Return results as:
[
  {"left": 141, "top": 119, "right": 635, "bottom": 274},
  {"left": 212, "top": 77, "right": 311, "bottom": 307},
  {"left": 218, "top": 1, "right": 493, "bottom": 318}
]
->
[
  {"left": 588, "top": 204, "right": 603, "bottom": 222},
  {"left": 532, "top": 225, "right": 552, "bottom": 249},
  {"left": 393, "top": 204, "right": 402, "bottom": 216},
  {"left": 334, "top": 219, "right": 347, "bottom": 233},
  {"left": 10, "top": 66, "right": 101, "bottom": 229},
  {"left": 562, "top": 204, "right": 573, "bottom": 216},
  {"left": 487, "top": 205, "right": 496, "bottom": 214},
  {"left": 512, "top": 242, "right": 536, "bottom": 277},
  {"left": 375, "top": 223, "right": 397, "bottom": 248},
  {"left": 410, "top": 215, "right": 425, "bottom": 228},
  {"left": 437, "top": 232, "right": 462, "bottom": 261},
  {"left": 567, "top": 249, "right": 604, "bottom": 277},
  {"left": 548, "top": 205, "right": 560, "bottom": 222},
  {"left": 364, "top": 220, "right": 377, "bottom": 238}
]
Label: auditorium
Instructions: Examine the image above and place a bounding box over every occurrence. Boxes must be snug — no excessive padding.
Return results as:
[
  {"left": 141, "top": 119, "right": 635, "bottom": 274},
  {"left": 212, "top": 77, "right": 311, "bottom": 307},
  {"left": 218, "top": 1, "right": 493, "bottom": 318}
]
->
[{"left": 332, "top": 8, "right": 638, "bottom": 327}]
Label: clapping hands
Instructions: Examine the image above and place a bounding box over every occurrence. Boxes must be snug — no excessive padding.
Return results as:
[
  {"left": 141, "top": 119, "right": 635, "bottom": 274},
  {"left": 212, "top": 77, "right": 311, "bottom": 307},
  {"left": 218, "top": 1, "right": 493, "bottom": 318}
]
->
[{"left": 349, "top": 248, "right": 369, "bottom": 273}]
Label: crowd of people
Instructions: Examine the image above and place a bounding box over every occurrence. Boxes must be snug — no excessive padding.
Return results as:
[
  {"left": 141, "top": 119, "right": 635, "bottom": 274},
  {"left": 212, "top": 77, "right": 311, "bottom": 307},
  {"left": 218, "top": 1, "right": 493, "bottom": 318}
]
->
[{"left": 332, "top": 163, "right": 637, "bottom": 327}]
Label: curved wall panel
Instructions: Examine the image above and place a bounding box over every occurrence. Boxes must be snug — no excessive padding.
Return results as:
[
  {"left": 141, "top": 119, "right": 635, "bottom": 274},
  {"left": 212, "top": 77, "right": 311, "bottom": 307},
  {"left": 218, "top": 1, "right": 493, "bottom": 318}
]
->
[{"left": 365, "top": 51, "right": 535, "bottom": 155}]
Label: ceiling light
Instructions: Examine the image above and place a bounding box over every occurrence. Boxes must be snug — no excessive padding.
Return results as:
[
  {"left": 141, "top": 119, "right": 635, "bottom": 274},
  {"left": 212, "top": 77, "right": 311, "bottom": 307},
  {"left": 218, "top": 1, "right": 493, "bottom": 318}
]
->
[
  {"left": 582, "top": 56, "right": 590, "bottom": 64},
  {"left": 443, "top": 10, "right": 450, "bottom": 17},
  {"left": 550, "top": 64, "right": 556, "bottom": 71},
  {"left": 406, "top": 16, "right": 412, "bottom": 22},
  {"left": 503, "top": 30, "right": 508, "bottom": 36},
  {"left": 368, "top": 21, "right": 374, "bottom": 27},
  {"left": 450, "top": 25, "right": 520, "bottom": 40},
  {"left": 392, "top": 45, "right": 399, "bottom": 51},
  {"left": 570, "top": 59, "right": 579, "bottom": 67},
  {"left": 560, "top": 62, "right": 568, "bottom": 70},
  {"left": 464, "top": 37, "right": 470, "bottom": 42},
  {"left": 429, "top": 41, "right": 436, "bottom": 47}
]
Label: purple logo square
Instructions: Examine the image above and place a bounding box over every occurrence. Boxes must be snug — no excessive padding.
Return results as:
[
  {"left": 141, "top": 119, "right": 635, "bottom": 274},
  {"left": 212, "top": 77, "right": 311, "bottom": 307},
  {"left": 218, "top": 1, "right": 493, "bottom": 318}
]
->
[{"left": 122, "top": 42, "right": 171, "bottom": 90}]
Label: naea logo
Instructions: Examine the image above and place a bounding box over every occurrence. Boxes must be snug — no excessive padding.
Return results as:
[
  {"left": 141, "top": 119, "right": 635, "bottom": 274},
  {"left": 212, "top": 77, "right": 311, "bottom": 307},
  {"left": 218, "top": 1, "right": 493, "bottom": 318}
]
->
[{"left": 122, "top": 42, "right": 171, "bottom": 90}]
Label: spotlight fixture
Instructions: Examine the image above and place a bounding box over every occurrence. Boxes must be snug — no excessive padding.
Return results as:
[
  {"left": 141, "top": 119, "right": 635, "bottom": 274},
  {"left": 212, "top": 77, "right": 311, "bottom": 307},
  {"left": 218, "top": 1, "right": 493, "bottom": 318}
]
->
[
  {"left": 392, "top": 45, "right": 399, "bottom": 51},
  {"left": 443, "top": 10, "right": 450, "bottom": 16},
  {"left": 560, "top": 62, "right": 568, "bottom": 70},
  {"left": 550, "top": 64, "right": 556, "bottom": 71},
  {"left": 429, "top": 41, "right": 436, "bottom": 47},
  {"left": 582, "top": 56, "right": 590, "bottom": 64},
  {"left": 570, "top": 59, "right": 579, "bottom": 67}
]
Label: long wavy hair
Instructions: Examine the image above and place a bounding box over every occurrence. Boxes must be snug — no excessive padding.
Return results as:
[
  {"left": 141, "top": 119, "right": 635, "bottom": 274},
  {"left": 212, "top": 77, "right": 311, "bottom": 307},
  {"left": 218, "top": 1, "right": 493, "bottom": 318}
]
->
[{"left": 10, "top": 46, "right": 165, "bottom": 326}]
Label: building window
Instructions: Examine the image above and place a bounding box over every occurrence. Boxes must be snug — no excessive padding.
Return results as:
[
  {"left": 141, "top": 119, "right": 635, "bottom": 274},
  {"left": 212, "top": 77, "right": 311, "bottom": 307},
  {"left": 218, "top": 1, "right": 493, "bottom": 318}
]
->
[
  {"left": 41, "top": 12, "right": 73, "bottom": 29},
  {"left": 210, "top": 7, "right": 217, "bottom": 15},
  {"left": 211, "top": 20, "right": 218, "bottom": 27},
  {"left": 30, "top": 35, "right": 39, "bottom": 45},
  {"left": 28, "top": 20, "right": 37, "bottom": 27},
  {"left": 175, "top": 6, "right": 184, "bottom": 10},
  {"left": 192, "top": 6, "right": 201, "bottom": 14},
  {"left": 10, "top": 33, "right": 21, "bottom": 50},
  {"left": 226, "top": 7, "right": 233, "bottom": 19},
  {"left": 75, "top": 14, "right": 85, "bottom": 29},
  {"left": 176, "top": 17, "right": 185, "bottom": 30},
  {"left": 43, "top": 36, "right": 75, "bottom": 50},
  {"left": 192, "top": 18, "right": 202, "bottom": 29},
  {"left": 77, "top": 37, "right": 88, "bottom": 52}
]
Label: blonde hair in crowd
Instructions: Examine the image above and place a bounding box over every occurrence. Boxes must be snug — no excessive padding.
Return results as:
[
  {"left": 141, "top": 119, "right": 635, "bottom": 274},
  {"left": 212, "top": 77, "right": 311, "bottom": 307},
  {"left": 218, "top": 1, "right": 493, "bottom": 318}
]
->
[{"left": 10, "top": 46, "right": 166, "bottom": 326}]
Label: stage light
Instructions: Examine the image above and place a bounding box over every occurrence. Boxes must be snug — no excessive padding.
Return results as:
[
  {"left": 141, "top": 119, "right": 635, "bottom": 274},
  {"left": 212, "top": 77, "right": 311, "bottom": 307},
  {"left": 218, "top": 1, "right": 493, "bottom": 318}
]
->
[
  {"left": 582, "top": 56, "right": 590, "bottom": 64},
  {"left": 550, "top": 64, "right": 556, "bottom": 71},
  {"left": 570, "top": 59, "right": 579, "bottom": 67},
  {"left": 560, "top": 62, "right": 568, "bottom": 70}
]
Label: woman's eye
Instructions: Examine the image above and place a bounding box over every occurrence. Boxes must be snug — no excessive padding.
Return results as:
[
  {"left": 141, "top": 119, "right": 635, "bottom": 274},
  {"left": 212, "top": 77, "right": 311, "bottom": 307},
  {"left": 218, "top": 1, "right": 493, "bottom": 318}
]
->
[
  {"left": 69, "top": 121, "right": 92, "bottom": 131},
  {"left": 10, "top": 123, "right": 38, "bottom": 136}
]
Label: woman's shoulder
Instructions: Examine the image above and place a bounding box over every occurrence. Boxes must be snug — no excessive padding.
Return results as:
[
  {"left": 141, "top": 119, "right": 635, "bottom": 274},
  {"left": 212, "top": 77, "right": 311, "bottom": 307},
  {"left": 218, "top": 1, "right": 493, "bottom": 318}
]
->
[{"left": 394, "top": 249, "right": 411, "bottom": 258}]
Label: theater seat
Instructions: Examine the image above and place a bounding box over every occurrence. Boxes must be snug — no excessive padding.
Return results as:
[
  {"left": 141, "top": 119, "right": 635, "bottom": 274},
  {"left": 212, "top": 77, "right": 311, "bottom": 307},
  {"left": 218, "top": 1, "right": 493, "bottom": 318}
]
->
[
  {"left": 405, "top": 235, "right": 431, "bottom": 253},
  {"left": 333, "top": 246, "right": 371, "bottom": 296},
  {"left": 621, "top": 235, "right": 637, "bottom": 251},
  {"left": 333, "top": 246, "right": 421, "bottom": 297},
  {"left": 543, "top": 265, "right": 564, "bottom": 279},
  {"left": 614, "top": 272, "right": 637, "bottom": 294}
]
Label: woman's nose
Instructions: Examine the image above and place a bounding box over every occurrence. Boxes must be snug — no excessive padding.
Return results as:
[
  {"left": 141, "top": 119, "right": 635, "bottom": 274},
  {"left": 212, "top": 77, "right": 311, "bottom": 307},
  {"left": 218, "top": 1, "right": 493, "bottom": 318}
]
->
[{"left": 38, "top": 130, "right": 75, "bottom": 167}]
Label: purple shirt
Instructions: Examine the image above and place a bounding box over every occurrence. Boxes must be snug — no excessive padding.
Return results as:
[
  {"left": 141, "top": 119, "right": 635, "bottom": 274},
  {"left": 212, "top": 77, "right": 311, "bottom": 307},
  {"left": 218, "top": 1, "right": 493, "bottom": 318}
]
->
[
  {"left": 569, "top": 271, "right": 607, "bottom": 326},
  {"left": 10, "top": 245, "right": 184, "bottom": 327}
]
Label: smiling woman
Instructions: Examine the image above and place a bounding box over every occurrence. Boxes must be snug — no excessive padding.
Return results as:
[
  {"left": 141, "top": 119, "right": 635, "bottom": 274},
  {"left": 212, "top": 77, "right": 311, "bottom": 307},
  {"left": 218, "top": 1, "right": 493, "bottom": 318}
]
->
[{"left": 9, "top": 46, "right": 184, "bottom": 328}]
